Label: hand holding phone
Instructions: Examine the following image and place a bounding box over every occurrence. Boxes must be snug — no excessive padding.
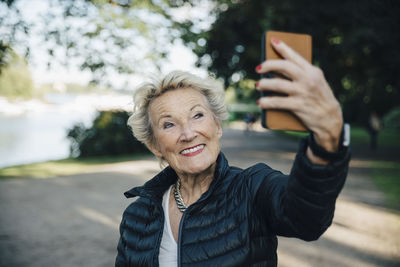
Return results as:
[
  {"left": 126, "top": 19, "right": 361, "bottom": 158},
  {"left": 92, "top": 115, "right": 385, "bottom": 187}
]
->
[
  {"left": 259, "top": 31, "right": 312, "bottom": 131},
  {"left": 256, "top": 31, "right": 344, "bottom": 153}
]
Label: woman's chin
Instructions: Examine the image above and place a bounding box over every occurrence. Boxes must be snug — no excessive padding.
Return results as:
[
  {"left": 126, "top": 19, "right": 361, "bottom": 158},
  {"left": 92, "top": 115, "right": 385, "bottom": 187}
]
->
[{"left": 169, "top": 151, "right": 219, "bottom": 177}]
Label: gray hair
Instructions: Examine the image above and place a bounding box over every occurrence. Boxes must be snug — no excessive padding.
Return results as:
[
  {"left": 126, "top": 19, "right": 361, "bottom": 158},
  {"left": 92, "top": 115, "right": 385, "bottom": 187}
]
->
[{"left": 127, "top": 71, "right": 228, "bottom": 149}]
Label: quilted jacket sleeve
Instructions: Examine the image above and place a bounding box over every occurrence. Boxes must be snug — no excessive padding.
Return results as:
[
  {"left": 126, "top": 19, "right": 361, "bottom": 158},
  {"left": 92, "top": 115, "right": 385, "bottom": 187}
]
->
[
  {"left": 253, "top": 136, "right": 351, "bottom": 241},
  {"left": 116, "top": 217, "right": 128, "bottom": 266}
]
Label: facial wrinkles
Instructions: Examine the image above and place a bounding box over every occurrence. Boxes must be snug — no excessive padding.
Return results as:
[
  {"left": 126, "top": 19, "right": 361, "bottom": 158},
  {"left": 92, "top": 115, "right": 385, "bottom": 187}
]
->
[
  {"left": 147, "top": 88, "right": 222, "bottom": 178},
  {"left": 151, "top": 92, "right": 209, "bottom": 132},
  {"left": 149, "top": 89, "right": 217, "bottom": 155}
]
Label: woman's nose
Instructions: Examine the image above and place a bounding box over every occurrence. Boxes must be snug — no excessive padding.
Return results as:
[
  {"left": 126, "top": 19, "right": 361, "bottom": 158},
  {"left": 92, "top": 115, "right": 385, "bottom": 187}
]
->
[{"left": 179, "top": 124, "right": 197, "bottom": 142}]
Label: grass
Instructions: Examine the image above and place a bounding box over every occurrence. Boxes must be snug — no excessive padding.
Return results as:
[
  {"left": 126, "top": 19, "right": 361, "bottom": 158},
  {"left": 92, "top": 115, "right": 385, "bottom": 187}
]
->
[
  {"left": 275, "top": 130, "right": 308, "bottom": 140},
  {"left": 278, "top": 125, "right": 400, "bottom": 148},
  {"left": 0, "top": 153, "right": 151, "bottom": 179},
  {"left": 350, "top": 127, "right": 400, "bottom": 147},
  {"left": 370, "top": 161, "right": 400, "bottom": 210}
]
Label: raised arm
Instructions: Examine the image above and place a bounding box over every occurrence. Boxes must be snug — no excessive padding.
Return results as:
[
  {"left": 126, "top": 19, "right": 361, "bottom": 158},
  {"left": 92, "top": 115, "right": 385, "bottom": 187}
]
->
[
  {"left": 252, "top": 37, "right": 351, "bottom": 240},
  {"left": 251, "top": 138, "right": 350, "bottom": 241}
]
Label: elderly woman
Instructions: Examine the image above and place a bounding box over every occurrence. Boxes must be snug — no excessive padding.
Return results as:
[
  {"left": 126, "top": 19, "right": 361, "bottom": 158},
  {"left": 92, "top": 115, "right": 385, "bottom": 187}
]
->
[{"left": 116, "top": 39, "right": 350, "bottom": 266}]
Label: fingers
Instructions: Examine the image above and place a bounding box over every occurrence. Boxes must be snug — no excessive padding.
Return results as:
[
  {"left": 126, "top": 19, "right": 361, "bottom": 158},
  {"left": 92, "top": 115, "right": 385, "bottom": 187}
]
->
[
  {"left": 255, "top": 38, "right": 311, "bottom": 77},
  {"left": 254, "top": 38, "right": 344, "bottom": 140},
  {"left": 257, "top": 95, "right": 298, "bottom": 111},
  {"left": 271, "top": 38, "right": 310, "bottom": 68},
  {"left": 256, "top": 59, "right": 302, "bottom": 81},
  {"left": 255, "top": 78, "right": 295, "bottom": 95}
]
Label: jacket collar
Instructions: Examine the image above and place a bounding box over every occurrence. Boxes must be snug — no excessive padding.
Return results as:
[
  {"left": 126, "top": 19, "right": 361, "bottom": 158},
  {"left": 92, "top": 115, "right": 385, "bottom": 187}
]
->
[{"left": 124, "top": 152, "right": 229, "bottom": 202}]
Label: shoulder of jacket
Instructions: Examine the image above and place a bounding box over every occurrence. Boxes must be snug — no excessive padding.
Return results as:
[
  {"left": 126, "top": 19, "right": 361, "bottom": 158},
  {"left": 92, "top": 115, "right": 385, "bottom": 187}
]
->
[
  {"left": 221, "top": 163, "right": 276, "bottom": 185},
  {"left": 240, "top": 163, "right": 285, "bottom": 195},
  {"left": 122, "top": 196, "right": 159, "bottom": 219},
  {"left": 243, "top": 162, "right": 274, "bottom": 176}
]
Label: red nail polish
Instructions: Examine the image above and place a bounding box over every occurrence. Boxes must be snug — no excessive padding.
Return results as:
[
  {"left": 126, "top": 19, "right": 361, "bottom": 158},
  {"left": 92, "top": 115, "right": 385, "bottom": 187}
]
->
[
  {"left": 255, "top": 81, "right": 259, "bottom": 87},
  {"left": 255, "top": 65, "right": 262, "bottom": 72},
  {"left": 272, "top": 38, "right": 280, "bottom": 45}
]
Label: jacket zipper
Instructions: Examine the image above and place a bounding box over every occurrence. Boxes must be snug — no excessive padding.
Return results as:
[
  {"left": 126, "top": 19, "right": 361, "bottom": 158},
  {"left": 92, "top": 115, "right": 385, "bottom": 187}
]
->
[
  {"left": 177, "top": 193, "right": 213, "bottom": 266},
  {"left": 163, "top": 200, "right": 216, "bottom": 266},
  {"left": 177, "top": 210, "right": 188, "bottom": 267}
]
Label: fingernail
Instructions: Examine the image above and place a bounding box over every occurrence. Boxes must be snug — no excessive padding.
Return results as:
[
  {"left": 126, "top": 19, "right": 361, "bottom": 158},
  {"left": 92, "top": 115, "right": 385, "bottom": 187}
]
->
[
  {"left": 271, "top": 38, "right": 280, "bottom": 45},
  {"left": 255, "top": 81, "right": 259, "bottom": 88},
  {"left": 255, "top": 64, "right": 262, "bottom": 72},
  {"left": 256, "top": 99, "right": 260, "bottom": 105}
]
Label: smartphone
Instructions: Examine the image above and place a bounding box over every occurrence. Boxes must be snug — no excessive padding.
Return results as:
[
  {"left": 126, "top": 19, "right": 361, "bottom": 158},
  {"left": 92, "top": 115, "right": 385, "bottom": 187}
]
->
[{"left": 260, "top": 31, "right": 312, "bottom": 131}]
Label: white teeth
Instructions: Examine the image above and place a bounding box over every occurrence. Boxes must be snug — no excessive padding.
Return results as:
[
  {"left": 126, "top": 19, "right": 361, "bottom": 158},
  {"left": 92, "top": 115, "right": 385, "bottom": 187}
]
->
[{"left": 181, "top": 145, "right": 204, "bottom": 155}]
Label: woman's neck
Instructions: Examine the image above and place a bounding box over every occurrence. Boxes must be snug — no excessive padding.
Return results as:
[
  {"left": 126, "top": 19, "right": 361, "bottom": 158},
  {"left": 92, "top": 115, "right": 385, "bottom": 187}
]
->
[{"left": 177, "top": 163, "right": 216, "bottom": 206}]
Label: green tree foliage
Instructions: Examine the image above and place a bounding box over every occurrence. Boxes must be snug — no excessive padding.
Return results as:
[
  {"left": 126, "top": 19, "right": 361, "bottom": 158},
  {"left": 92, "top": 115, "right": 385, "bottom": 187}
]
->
[
  {"left": 383, "top": 107, "right": 400, "bottom": 130},
  {"left": 178, "top": 0, "right": 400, "bottom": 120},
  {"left": 67, "top": 110, "right": 148, "bottom": 157},
  {"left": 0, "top": 49, "right": 33, "bottom": 98},
  {"left": 0, "top": 0, "right": 30, "bottom": 72},
  {"left": 0, "top": 0, "right": 180, "bottom": 84}
]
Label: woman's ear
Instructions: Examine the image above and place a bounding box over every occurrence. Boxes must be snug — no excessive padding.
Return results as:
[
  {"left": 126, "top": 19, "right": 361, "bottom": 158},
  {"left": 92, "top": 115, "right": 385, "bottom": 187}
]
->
[{"left": 216, "top": 121, "right": 223, "bottom": 139}]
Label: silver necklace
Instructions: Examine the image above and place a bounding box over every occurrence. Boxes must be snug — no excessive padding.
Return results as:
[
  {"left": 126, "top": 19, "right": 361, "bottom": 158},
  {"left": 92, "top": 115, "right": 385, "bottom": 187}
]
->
[{"left": 174, "top": 179, "right": 187, "bottom": 213}]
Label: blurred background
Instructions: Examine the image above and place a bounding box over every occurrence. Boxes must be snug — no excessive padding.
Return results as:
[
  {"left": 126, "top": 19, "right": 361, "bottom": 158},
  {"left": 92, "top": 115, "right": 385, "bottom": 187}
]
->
[{"left": 0, "top": 0, "right": 399, "bottom": 266}]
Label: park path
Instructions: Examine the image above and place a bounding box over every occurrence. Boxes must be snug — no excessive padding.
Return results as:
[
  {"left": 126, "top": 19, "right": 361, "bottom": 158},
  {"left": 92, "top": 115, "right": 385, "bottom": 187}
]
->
[{"left": 0, "top": 127, "right": 399, "bottom": 267}]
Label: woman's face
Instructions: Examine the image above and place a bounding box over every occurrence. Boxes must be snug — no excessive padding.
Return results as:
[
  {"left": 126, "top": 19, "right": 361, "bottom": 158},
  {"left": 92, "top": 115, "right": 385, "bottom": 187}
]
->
[{"left": 148, "top": 87, "right": 222, "bottom": 176}]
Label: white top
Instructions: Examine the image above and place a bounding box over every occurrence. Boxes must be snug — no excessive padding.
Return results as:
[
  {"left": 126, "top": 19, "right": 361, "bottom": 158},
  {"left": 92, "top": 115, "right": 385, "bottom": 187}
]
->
[{"left": 159, "top": 185, "right": 178, "bottom": 267}]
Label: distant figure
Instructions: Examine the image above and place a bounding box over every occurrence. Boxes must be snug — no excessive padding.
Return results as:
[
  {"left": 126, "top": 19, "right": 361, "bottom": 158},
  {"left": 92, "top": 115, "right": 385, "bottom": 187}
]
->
[
  {"left": 367, "top": 111, "right": 381, "bottom": 150},
  {"left": 244, "top": 113, "right": 256, "bottom": 134}
]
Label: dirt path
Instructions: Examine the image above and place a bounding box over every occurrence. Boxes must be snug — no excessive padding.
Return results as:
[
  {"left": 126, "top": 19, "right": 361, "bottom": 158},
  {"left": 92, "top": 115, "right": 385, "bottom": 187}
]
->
[{"left": 0, "top": 128, "right": 399, "bottom": 266}]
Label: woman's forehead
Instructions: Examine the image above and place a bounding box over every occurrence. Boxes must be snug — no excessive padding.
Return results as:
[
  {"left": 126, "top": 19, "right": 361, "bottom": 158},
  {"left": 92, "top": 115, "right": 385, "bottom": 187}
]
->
[{"left": 149, "top": 88, "right": 208, "bottom": 116}]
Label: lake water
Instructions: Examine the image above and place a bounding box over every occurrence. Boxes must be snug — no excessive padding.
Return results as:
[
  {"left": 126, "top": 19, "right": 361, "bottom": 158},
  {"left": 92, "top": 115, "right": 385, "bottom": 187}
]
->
[{"left": 0, "top": 93, "right": 132, "bottom": 168}]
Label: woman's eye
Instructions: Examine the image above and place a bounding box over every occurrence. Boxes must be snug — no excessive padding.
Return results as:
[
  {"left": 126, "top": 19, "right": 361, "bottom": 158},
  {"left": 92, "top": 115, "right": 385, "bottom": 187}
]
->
[
  {"left": 163, "top": 122, "right": 174, "bottom": 129},
  {"left": 194, "top": 113, "right": 204, "bottom": 119}
]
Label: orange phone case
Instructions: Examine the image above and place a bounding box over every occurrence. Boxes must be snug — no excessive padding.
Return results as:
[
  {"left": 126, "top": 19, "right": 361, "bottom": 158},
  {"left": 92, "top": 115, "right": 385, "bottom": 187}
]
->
[{"left": 261, "top": 31, "right": 312, "bottom": 131}]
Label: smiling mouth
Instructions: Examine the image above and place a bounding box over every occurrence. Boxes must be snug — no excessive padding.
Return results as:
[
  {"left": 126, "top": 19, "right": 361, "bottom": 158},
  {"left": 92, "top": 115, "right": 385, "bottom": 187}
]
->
[{"left": 180, "top": 144, "right": 205, "bottom": 156}]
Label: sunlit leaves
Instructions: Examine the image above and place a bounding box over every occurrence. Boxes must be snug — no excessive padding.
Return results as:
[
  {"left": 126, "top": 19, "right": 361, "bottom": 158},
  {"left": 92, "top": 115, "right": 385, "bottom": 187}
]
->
[{"left": 0, "top": 0, "right": 181, "bottom": 86}]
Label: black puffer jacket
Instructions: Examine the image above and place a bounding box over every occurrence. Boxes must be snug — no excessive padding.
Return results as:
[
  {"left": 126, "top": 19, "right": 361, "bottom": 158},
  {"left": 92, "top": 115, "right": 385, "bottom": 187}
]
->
[{"left": 116, "top": 138, "right": 350, "bottom": 266}]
